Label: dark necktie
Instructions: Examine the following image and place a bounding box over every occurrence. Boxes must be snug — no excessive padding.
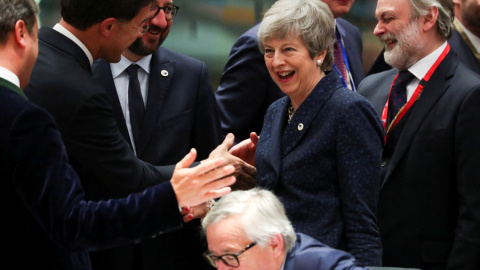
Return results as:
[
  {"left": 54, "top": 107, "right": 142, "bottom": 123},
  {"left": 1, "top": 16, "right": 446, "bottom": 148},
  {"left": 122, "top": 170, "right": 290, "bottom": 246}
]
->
[
  {"left": 125, "top": 64, "right": 145, "bottom": 149},
  {"left": 334, "top": 36, "right": 351, "bottom": 90},
  {"left": 389, "top": 70, "right": 415, "bottom": 116}
]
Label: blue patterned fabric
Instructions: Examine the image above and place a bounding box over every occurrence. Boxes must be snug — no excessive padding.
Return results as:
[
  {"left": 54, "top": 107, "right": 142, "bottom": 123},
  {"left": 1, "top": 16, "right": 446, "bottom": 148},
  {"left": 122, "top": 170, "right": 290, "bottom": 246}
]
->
[{"left": 256, "top": 72, "right": 384, "bottom": 266}]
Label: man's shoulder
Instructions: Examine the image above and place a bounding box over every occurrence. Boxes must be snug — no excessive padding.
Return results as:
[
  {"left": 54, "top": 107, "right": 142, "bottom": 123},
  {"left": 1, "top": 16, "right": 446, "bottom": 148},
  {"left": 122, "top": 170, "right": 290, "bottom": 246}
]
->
[
  {"left": 337, "top": 17, "right": 361, "bottom": 33},
  {"left": 155, "top": 47, "right": 206, "bottom": 68},
  {"left": 285, "top": 233, "right": 360, "bottom": 269}
]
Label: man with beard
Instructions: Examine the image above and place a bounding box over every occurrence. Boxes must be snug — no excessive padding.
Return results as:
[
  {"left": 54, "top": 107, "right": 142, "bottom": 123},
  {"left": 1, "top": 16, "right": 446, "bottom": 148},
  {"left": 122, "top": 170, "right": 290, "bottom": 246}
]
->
[
  {"left": 91, "top": 1, "right": 222, "bottom": 269},
  {"left": 358, "top": 0, "right": 480, "bottom": 269},
  {"left": 215, "top": 0, "right": 364, "bottom": 143},
  {"left": 368, "top": 0, "right": 480, "bottom": 75}
]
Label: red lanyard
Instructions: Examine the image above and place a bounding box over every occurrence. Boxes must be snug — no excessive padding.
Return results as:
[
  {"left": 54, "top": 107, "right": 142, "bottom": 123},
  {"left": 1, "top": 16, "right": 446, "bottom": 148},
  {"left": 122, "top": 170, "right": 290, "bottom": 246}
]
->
[{"left": 382, "top": 43, "right": 450, "bottom": 142}]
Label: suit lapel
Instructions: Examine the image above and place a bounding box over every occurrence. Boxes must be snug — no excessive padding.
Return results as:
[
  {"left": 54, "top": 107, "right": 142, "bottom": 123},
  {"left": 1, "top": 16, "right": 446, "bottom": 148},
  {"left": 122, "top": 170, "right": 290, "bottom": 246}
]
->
[
  {"left": 93, "top": 60, "right": 133, "bottom": 150},
  {"left": 384, "top": 52, "right": 456, "bottom": 183},
  {"left": 281, "top": 72, "right": 340, "bottom": 158},
  {"left": 135, "top": 49, "right": 176, "bottom": 157}
]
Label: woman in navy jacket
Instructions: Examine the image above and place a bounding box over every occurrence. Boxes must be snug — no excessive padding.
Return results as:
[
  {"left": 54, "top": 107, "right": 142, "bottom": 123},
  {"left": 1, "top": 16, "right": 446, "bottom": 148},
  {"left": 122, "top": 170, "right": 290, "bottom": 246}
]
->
[{"left": 242, "top": 0, "right": 384, "bottom": 266}]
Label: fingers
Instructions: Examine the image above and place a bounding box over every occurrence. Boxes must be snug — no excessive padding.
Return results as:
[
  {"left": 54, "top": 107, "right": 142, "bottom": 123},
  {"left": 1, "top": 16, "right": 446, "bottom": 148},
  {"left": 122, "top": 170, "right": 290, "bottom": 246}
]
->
[
  {"left": 183, "top": 214, "right": 194, "bottom": 223},
  {"left": 229, "top": 138, "right": 250, "bottom": 156},
  {"left": 250, "top": 132, "right": 259, "bottom": 146},
  {"left": 176, "top": 148, "right": 197, "bottom": 169},
  {"left": 221, "top": 133, "right": 235, "bottom": 150},
  {"left": 192, "top": 158, "right": 233, "bottom": 177}
]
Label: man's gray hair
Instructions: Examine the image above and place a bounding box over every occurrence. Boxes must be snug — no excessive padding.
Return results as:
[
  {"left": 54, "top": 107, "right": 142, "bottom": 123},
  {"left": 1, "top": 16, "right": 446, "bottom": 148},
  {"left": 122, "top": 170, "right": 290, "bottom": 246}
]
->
[
  {"left": 409, "top": 0, "right": 454, "bottom": 39},
  {"left": 257, "top": 0, "right": 336, "bottom": 70},
  {"left": 202, "top": 188, "right": 297, "bottom": 252},
  {"left": 0, "top": 0, "right": 39, "bottom": 43}
]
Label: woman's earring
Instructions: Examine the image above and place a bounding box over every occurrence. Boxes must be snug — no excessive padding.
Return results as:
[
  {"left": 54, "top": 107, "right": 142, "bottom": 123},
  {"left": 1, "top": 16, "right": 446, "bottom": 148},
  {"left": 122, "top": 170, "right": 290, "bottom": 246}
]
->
[{"left": 317, "top": 59, "right": 322, "bottom": 66}]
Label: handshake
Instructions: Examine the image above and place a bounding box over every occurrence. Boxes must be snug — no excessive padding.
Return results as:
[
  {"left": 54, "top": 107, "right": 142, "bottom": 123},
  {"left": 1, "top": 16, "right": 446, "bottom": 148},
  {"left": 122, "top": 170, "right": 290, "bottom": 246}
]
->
[{"left": 171, "top": 132, "right": 259, "bottom": 222}]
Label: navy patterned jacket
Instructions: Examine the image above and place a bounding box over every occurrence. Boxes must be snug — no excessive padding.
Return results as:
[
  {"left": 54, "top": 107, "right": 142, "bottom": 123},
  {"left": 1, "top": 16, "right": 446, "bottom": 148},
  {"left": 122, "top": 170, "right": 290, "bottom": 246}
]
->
[{"left": 256, "top": 72, "right": 383, "bottom": 266}]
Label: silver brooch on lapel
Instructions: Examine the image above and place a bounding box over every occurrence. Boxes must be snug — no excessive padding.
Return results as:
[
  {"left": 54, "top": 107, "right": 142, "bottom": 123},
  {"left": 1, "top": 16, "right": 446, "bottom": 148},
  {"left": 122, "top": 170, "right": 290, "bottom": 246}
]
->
[{"left": 161, "top": 70, "right": 169, "bottom": 77}]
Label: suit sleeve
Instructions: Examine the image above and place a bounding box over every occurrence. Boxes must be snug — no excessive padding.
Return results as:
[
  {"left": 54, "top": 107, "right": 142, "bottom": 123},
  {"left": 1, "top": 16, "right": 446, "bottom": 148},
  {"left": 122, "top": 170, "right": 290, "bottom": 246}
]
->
[
  {"left": 9, "top": 106, "right": 183, "bottom": 251},
  {"left": 215, "top": 30, "right": 282, "bottom": 143},
  {"left": 447, "top": 85, "right": 480, "bottom": 269},
  {"left": 63, "top": 91, "right": 173, "bottom": 199},
  {"left": 335, "top": 96, "right": 384, "bottom": 266},
  {"left": 192, "top": 61, "right": 223, "bottom": 159}
]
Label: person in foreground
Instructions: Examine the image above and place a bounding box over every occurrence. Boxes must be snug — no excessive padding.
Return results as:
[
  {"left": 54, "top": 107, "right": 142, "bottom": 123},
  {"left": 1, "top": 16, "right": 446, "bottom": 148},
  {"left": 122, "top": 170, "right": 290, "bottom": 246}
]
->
[
  {"left": 215, "top": 0, "right": 364, "bottom": 143},
  {"left": 201, "top": 188, "right": 371, "bottom": 270},
  {"left": 358, "top": 0, "right": 480, "bottom": 268},
  {"left": 234, "top": 0, "right": 384, "bottom": 266},
  {"left": 0, "top": 0, "right": 236, "bottom": 269}
]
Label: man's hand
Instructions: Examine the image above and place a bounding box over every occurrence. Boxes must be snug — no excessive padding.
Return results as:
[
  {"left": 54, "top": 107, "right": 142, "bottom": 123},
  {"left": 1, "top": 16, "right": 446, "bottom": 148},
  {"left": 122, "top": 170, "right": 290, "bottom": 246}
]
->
[
  {"left": 229, "top": 132, "right": 259, "bottom": 167},
  {"left": 171, "top": 148, "right": 236, "bottom": 207},
  {"left": 208, "top": 133, "right": 257, "bottom": 191}
]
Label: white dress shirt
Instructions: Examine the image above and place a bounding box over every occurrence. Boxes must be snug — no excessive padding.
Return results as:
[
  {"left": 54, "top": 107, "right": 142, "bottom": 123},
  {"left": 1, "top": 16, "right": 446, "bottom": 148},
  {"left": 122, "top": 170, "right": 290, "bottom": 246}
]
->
[
  {"left": 406, "top": 42, "right": 448, "bottom": 101},
  {"left": 109, "top": 54, "right": 152, "bottom": 154},
  {"left": 0, "top": 66, "right": 20, "bottom": 88}
]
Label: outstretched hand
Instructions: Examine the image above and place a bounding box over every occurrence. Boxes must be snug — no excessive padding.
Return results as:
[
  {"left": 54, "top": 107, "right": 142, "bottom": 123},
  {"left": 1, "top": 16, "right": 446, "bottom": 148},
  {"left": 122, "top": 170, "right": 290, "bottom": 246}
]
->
[
  {"left": 229, "top": 132, "right": 259, "bottom": 167},
  {"left": 171, "top": 148, "right": 235, "bottom": 207},
  {"left": 207, "top": 133, "right": 257, "bottom": 191}
]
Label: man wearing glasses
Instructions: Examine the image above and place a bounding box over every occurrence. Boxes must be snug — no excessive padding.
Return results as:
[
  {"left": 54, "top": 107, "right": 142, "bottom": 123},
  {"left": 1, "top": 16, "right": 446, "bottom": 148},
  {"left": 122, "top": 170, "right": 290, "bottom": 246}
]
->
[
  {"left": 202, "top": 188, "right": 370, "bottom": 270},
  {"left": 91, "top": 1, "right": 222, "bottom": 269}
]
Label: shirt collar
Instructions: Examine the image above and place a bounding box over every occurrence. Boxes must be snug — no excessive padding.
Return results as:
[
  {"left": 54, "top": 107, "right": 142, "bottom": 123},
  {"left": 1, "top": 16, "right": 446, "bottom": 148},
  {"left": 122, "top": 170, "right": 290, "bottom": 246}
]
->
[
  {"left": 110, "top": 54, "right": 153, "bottom": 78},
  {"left": 53, "top": 23, "right": 94, "bottom": 66},
  {"left": 0, "top": 66, "right": 25, "bottom": 98},
  {"left": 408, "top": 41, "right": 448, "bottom": 80},
  {"left": 0, "top": 66, "right": 20, "bottom": 88}
]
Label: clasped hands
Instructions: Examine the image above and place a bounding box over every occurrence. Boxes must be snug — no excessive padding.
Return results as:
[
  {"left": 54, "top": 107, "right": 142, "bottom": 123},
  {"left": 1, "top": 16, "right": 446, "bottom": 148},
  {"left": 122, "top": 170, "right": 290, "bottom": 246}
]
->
[{"left": 175, "top": 132, "right": 259, "bottom": 222}]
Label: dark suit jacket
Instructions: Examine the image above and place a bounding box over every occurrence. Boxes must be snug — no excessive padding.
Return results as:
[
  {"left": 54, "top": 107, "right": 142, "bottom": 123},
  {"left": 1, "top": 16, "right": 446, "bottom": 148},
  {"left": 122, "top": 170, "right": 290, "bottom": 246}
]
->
[
  {"left": 215, "top": 18, "right": 364, "bottom": 143},
  {"left": 358, "top": 51, "right": 480, "bottom": 269},
  {"left": 368, "top": 29, "right": 480, "bottom": 75},
  {"left": 0, "top": 78, "right": 183, "bottom": 270},
  {"left": 24, "top": 27, "right": 174, "bottom": 201},
  {"left": 90, "top": 47, "right": 222, "bottom": 270},
  {"left": 256, "top": 72, "right": 383, "bottom": 266},
  {"left": 284, "top": 233, "right": 370, "bottom": 270}
]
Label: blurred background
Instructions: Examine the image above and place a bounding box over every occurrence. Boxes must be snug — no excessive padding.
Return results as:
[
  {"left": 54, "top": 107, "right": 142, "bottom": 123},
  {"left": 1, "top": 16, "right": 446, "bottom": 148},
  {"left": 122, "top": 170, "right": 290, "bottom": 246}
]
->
[{"left": 35, "top": 0, "right": 384, "bottom": 90}]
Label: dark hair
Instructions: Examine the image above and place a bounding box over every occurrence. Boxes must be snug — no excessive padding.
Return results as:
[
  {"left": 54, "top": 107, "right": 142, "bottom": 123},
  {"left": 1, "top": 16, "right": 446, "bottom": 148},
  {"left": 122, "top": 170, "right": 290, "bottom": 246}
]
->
[
  {"left": 60, "top": 0, "right": 154, "bottom": 30},
  {"left": 0, "top": 0, "right": 39, "bottom": 44}
]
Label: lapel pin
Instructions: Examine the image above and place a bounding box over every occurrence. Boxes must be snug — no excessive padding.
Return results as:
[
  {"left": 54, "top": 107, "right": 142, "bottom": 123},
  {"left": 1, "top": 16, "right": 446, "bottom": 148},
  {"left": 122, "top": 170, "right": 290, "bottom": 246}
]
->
[
  {"left": 161, "top": 70, "right": 169, "bottom": 77},
  {"left": 298, "top": 123, "right": 304, "bottom": 131}
]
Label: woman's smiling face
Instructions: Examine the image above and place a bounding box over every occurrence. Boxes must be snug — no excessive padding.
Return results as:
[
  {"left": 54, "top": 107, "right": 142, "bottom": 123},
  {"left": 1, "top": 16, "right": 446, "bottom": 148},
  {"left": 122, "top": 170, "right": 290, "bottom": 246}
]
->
[{"left": 263, "top": 34, "right": 324, "bottom": 104}]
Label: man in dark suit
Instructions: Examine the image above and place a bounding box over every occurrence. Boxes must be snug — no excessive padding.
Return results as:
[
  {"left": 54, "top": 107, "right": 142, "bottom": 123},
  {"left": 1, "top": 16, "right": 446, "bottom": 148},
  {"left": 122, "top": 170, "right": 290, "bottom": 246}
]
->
[
  {"left": 368, "top": 0, "right": 480, "bottom": 75},
  {"left": 215, "top": 0, "right": 364, "bottom": 143},
  {"left": 358, "top": 0, "right": 480, "bottom": 269},
  {"left": 91, "top": 1, "right": 221, "bottom": 269},
  {"left": 201, "top": 188, "right": 369, "bottom": 270},
  {"left": 25, "top": 0, "right": 253, "bottom": 201},
  {"left": 0, "top": 1, "right": 236, "bottom": 269}
]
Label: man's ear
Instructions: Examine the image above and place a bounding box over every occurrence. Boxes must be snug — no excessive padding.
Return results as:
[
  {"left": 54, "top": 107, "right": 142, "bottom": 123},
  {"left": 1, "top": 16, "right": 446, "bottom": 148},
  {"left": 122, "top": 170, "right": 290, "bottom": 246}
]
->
[
  {"left": 98, "top": 18, "right": 117, "bottom": 37},
  {"left": 269, "top": 233, "right": 285, "bottom": 258},
  {"left": 422, "top": 6, "right": 439, "bottom": 32},
  {"left": 14, "top": 20, "right": 28, "bottom": 48}
]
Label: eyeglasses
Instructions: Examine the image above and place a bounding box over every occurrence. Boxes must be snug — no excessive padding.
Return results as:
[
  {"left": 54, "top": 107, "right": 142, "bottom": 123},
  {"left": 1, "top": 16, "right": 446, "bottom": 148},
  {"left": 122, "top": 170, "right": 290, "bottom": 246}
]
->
[
  {"left": 137, "top": 4, "right": 163, "bottom": 35},
  {"left": 204, "top": 242, "right": 257, "bottom": 268},
  {"left": 152, "top": 4, "right": 180, "bottom": 21}
]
